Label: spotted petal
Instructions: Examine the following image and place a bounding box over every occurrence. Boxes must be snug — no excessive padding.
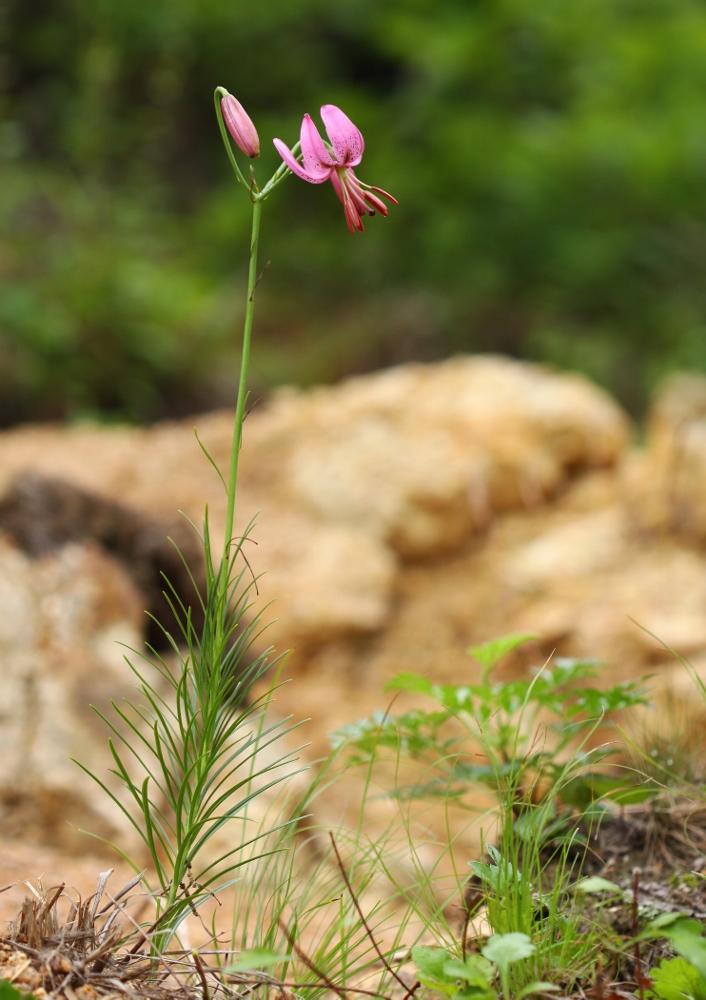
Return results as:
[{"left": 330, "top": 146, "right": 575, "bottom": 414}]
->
[
  {"left": 300, "top": 113, "right": 339, "bottom": 174},
  {"left": 321, "top": 105, "right": 364, "bottom": 166}
]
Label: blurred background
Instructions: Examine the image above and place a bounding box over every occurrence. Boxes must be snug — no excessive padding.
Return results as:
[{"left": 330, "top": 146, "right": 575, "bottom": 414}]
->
[{"left": 2, "top": 0, "right": 706, "bottom": 426}]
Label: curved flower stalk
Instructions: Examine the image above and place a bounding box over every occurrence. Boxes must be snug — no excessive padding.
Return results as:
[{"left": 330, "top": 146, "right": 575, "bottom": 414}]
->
[
  {"left": 214, "top": 87, "right": 296, "bottom": 202},
  {"left": 274, "top": 105, "right": 397, "bottom": 233}
]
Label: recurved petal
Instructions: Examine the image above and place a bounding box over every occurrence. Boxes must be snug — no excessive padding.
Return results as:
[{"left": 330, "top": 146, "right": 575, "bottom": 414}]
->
[
  {"left": 330, "top": 171, "right": 365, "bottom": 233},
  {"left": 369, "top": 185, "right": 399, "bottom": 205},
  {"left": 329, "top": 170, "right": 346, "bottom": 206},
  {"left": 273, "top": 138, "right": 330, "bottom": 183},
  {"left": 362, "top": 190, "right": 389, "bottom": 215},
  {"left": 300, "top": 113, "right": 338, "bottom": 175},
  {"left": 343, "top": 170, "right": 372, "bottom": 215},
  {"left": 321, "top": 105, "right": 364, "bottom": 166}
]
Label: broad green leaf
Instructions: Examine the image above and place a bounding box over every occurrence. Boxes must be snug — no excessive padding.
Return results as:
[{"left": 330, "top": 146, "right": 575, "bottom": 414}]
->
[
  {"left": 468, "top": 634, "right": 539, "bottom": 676},
  {"left": 649, "top": 957, "right": 706, "bottom": 1000},
  {"left": 574, "top": 876, "right": 623, "bottom": 895},
  {"left": 385, "top": 673, "right": 435, "bottom": 694},
  {"left": 646, "top": 912, "right": 692, "bottom": 932},
  {"left": 663, "top": 922, "right": 706, "bottom": 980},
  {"left": 545, "top": 658, "right": 602, "bottom": 684},
  {"left": 413, "top": 945, "right": 454, "bottom": 985},
  {"left": 517, "top": 983, "right": 561, "bottom": 999},
  {"left": 605, "top": 784, "right": 655, "bottom": 805},
  {"left": 0, "top": 984, "right": 34, "bottom": 1000},
  {"left": 470, "top": 848, "right": 522, "bottom": 893},
  {"left": 562, "top": 773, "right": 655, "bottom": 809},
  {"left": 443, "top": 955, "right": 494, "bottom": 987},
  {"left": 661, "top": 919, "right": 706, "bottom": 937},
  {"left": 450, "top": 989, "right": 496, "bottom": 1000},
  {"left": 482, "top": 933, "right": 535, "bottom": 971}
]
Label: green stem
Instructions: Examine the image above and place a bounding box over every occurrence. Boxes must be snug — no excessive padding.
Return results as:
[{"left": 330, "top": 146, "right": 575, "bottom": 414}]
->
[
  {"left": 223, "top": 197, "right": 262, "bottom": 562},
  {"left": 259, "top": 140, "right": 302, "bottom": 198}
]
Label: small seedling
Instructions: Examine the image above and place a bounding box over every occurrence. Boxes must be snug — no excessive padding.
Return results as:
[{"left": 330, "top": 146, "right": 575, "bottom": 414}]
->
[
  {"left": 332, "top": 634, "right": 651, "bottom": 824},
  {"left": 413, "top": 935, "right": 557, "bottom": 1000}
]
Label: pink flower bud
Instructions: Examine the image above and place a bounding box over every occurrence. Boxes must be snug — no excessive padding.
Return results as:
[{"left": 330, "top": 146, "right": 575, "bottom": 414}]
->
[{"left": 221, "top": 94, "right": 260, "bottom": 158}]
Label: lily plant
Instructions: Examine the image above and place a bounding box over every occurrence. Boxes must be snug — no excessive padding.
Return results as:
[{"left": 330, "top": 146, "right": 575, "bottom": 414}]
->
[{"left": 78, "top": 88, "right": 397, "bottom": 954}]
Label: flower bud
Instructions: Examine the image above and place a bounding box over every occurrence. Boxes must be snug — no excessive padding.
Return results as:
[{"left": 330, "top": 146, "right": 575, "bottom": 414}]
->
[{"left": 221, "top": 94, "right": 260, "bottom": 158}]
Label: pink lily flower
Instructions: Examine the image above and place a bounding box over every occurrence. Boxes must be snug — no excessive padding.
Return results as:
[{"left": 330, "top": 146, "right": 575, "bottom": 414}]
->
[{"left": 273, "top": 105, "right": 397, "bottom": 234}]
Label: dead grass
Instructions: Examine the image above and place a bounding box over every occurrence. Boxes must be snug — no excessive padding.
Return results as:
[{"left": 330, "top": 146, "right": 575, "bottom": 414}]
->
[{"left": 0, "top": 871, "right": 202, "bottom": 1000}]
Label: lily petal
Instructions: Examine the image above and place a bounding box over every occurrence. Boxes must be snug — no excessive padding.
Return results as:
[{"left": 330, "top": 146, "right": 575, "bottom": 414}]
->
[
  {"left": 300, "top": 113, "right": 338, "bottom": 174},
  {"left": 321, "top": 105, "right": 364, "bottom": 166},
  {"left": 328, "top": 169, "right": 345, "bottom": 204},
  {"left": 369, "top": 185, "right": 399, "bottom": 206},
  {"left": 273, "top": 138, "right": 330, "bottom": 183},
  {"left": 362, "top": 190, "right": 389, "bottom": 215},
  {"left": 330, "top": 171, "right": 365, "bottom": 233},
  {"left": 342, "top": 169, "right": 372, "bottom": 216}
]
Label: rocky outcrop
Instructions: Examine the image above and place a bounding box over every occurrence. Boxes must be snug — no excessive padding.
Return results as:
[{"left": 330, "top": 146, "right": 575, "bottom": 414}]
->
[
  {"left": 623, "top": 372, "right": 706, "bottom": 542},
  {"left": 0, "top": 356, "right": 630, "bottom": 654},
  {"left": 0, "top": 537, "right": 144, "bottom": 853},
  {"left": 260, "top": 355, "right": 628, "bottom": 557},
  {"left": 0, "top": 473, "right": 206, "bottom": 647},
  {"left": 0, "top": 354, "right": 704, "bottom": 882}
]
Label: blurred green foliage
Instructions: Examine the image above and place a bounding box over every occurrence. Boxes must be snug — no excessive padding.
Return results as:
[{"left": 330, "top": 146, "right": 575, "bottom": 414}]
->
[{"left": 2, "top": 0, "right": 706, "bottom": 422}]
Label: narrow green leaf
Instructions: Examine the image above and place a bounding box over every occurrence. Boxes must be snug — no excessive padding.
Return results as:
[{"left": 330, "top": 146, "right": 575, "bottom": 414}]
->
[{"left": 226, "top": 950, "right": 292, "bottom": 973}]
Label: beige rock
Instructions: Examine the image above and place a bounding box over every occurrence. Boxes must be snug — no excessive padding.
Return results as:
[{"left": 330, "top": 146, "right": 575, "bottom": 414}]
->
[
  {"left": 270, "top": 356, "right": 629, "bottom": 559},
  {"left": 3, "top": 355, "right": 701, "bottom": 895},
  {"left": 623, "top": 371, "right": 706, "bottom": 541},
  {"left": 0, "top": 356, "right": 630, "bottom": 656},
  {"left": 0, "top": 538, "right": 144, "bottom": 852},
  {"left": 260, "top": 516, "right": 397, "bottom": 644},
  {"left": 0, "top": 531, "right": 314, "bottom": 884},
  {"left": 501, "top": 508, "right": 627, "bottom": 593}
]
